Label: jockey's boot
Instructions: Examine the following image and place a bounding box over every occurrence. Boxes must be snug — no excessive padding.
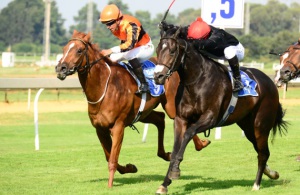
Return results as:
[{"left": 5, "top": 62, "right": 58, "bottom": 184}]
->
[
  {"left": 129, "top": 58, "right": 149, "bottom": 94},
  {"left": 228, "top": 55, "right": 244, "bottom": 92}
]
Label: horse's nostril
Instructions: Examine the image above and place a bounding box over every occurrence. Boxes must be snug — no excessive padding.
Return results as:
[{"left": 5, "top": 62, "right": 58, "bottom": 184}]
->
[
  {"left": 158, "top": 74, "right": 164, "bottom": 80},
  {"left": 61, "top": 66, "right": 67, "bottom": 73},
  {"left": 283, "top": 70, "right": 291, "bottom": 77}
]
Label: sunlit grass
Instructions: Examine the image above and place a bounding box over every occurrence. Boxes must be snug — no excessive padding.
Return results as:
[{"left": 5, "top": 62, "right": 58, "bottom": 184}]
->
[
  {"left": 0, "top": 100, "right": 299, "bottom": 194},
  {"left": 0, "top": 65, "right": 299, "bottom": 194}
]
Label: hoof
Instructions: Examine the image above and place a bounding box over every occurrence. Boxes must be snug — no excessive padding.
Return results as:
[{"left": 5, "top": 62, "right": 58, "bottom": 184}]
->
[
  {"left": 202, "top": 139, "right": 211, "bottom": 148},
  {"left": 263, "top": 166, "right": 279, "bottom": 180},
  {"left": 126, "top": 163, "right": 138, "bottom": 173},
  {"left": 195, "top": 139, "right": 211, "bottom": 151},
  {"left": 119, "top": 164, "right": 138, "bottom": 174},
  {"left": 156, "top": 185, "right": 168, "bottom": 194},
  {"left": 252, "top": 183, "right": 260, "bottom": 191},
  {"left": 158, "top": 152, "right": 172, "bottom": 161},
  {"left": 168, "top": 170, "right": 180, "bottom": 180}
]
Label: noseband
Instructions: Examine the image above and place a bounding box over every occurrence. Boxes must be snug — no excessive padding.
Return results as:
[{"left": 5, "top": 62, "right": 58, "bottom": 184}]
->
[
  {"left": 65, "top": 38, "right": 105, "bottom": 75},
  {"left": 158, "top": 37, "right": 188, "bottom": 79}
]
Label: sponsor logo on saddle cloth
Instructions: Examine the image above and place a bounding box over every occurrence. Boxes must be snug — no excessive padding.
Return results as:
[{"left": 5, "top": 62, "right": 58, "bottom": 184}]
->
[
  {"left": 229, "top": 70, "right": 258, "bottom": 97},
  {"left": 119, "top": 60, "right": 165, "bottom": 97}
]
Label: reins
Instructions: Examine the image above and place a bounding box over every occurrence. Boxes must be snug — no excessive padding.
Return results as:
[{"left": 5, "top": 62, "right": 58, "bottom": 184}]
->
[
  {"left": 68, "top": 38, "right": 106, "bottom": 74},
  {"left": 69, "top": 38, "right": 111, "bottom": 104},
  {"left": 159, "top": 36, "right": 188, "bottom": 79},
  {"left": 159, "top": 36, "right": 205, "bottom": 86}
]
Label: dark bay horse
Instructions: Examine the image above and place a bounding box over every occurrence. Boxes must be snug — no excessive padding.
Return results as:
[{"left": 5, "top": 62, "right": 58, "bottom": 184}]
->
[
  {"left": 55, "top": 30, "right": 209, "bottom": 188},
  {"left": 153, "top": 27, "right": 288, "bottom": 194},
  {"left": 274, "top": 38, "right": 300, "bottom": 86}
]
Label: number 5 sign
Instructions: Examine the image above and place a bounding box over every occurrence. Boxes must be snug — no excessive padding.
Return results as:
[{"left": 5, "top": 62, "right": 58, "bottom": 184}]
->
[{"left": 201, "top": 0, "right": 244, "bottom": 28}]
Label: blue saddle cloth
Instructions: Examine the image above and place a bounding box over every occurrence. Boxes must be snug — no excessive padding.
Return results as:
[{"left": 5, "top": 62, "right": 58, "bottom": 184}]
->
[
  {"left": 119, "top": 60, "right": 165, "bottom": 97},
  {"left": 229, "top": 70, "right": 258, "bottom": 97}
]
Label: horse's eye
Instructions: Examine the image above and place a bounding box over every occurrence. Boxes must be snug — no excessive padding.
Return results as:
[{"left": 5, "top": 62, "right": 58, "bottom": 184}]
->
[{"left": 77, "top": 49, "right": 83, "bottom": 54}]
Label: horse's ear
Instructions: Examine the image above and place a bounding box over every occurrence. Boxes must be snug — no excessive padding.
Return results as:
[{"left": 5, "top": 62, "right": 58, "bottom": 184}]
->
[
  {"left": 298, "top": 38, "right": 300, "bottom": 44},
  {"left": 73, "top": 29, "right": 78, "bottom": 36},
  {"left": 84, "top": 32, "right": 91, "bottom": 42}
]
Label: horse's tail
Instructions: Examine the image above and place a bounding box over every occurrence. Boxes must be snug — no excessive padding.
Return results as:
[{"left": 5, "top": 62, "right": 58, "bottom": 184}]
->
[{"left": 271, "top": 103, "right": 289, "bottom": 143}]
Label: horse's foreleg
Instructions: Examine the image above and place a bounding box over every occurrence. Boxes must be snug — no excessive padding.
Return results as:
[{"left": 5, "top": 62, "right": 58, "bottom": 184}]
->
[
  {"left": 106, "top": 122, "right": 128, "bottom": 187},
  {"left": 96, "top": 125, "right": 136, "bottom": 188},
  {"left": 95, "top": 128, "right": 115, "bottom": 187},
  {"left": 156, "top": 118, "right": 184, "bottom": 195},
  {"left": 170, "top": 117, "right": 214, "bottom": 179}
]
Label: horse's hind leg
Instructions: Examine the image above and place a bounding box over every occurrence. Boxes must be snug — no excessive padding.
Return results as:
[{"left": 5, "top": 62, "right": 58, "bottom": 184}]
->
[
  {"left": 238, "top": 120, "right": 278, "bottom": 191},
  {"left": 140, "top": 111, "right": 171, "bottom": 161}
]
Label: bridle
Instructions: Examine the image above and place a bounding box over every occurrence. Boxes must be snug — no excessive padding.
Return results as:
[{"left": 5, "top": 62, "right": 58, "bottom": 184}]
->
[
  {"left": 65, "top": 38, "right": 105, "bottom": 75},
  {"left": 158, "top": 36, "right": 188, "bottom": 79},
  {"left": 283, "top": 46, "right": 300, "bottom": 79},
  {"left": 65, "top": 38, "right": 111, "bottom": 105}
]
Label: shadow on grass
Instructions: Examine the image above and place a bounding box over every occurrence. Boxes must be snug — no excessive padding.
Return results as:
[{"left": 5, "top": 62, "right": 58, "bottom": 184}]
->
[
  {"left": 88, "top": 174, "right": 199, "bottom": 185},
  {"left": 176, "top": 179, "right": 290, "bottom": 194},
  {"left": 88, "top": 174, "right": 290, "bottom": 193}
]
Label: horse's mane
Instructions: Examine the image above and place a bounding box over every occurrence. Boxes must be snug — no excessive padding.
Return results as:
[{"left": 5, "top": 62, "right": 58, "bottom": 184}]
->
[{"left": 72, "top": 30, "right": 119, "bottom": 66}]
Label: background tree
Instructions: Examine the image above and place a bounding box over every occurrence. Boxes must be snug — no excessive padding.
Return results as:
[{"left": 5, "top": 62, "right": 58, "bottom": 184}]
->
[
  {"left": 0, "top": 0, "right": 66, "bottom": 53},
  {"left": 177, "top": 8, "right": 201, "bottom": 26},
  {"left": 69, "top": 2, "right": 99, "bottom": 36},
  {"left": 0, "top": 0, "right": 299, "bottom": 62}
]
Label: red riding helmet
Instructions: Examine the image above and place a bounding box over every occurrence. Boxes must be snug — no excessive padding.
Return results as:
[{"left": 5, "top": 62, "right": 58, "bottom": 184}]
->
[{"left": 187, "top": 17, "right": 211, "bottom": 39}]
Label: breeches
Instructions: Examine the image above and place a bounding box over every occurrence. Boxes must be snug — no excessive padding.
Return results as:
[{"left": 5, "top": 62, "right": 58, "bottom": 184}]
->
[
  {"left": 224, "top": 42, "right": 245, "bottom": 61},
  {"left": 110, "top": 41, "right": 154, "bottom": 63}
]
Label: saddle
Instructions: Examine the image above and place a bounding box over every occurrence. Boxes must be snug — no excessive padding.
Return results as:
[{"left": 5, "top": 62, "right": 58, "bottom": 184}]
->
[{"left": 118, "top": 60, "right": 165, "bottom": 97}]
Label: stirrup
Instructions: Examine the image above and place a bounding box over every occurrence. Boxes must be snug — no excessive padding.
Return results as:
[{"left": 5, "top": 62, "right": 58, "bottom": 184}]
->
[
  {"left": 135, "top": 83, "right": 149, "bottom": 94},
  {"left": 233, "top": 80, "right": 244, "bottom": 92}
]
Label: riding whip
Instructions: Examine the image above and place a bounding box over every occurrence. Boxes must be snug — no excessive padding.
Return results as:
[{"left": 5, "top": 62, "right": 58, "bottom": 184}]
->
[{"left": 162, "top": 0, "right": 176, "bottom": 22}]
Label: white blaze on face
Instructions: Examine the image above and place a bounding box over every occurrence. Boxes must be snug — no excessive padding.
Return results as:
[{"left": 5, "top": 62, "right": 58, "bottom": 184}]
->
[
  {"left": 154, "top": 43, "right": 168, "bottom": 73},
  {"left": 280, "top": 53, "right": 289, "bottom": 66},
  {"left": 154, "top": 65, "right": 165, "bottom": 73},
  {"left": 274, "top": 52, "right": 289, "bottom": 82},
  {"left": 61, "top": 43, "right": 75, "bottom": 63},
  {"left": 162, "top": 43, "right": 167, "bottom": 49}
]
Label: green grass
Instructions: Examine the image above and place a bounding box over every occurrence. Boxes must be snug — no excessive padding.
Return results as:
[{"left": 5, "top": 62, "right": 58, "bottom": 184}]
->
[
  {"left": 0, "top": 100, "right": 300, "bottom": 194},
  {"left": 1, "top": 64, "right": 299, "bottom": 194},
  {"left": 0, "top": 65, "right": 57, "bottom": 77},
  {"left": 0, "top": 89, "right": 85, "bottom": 102}
]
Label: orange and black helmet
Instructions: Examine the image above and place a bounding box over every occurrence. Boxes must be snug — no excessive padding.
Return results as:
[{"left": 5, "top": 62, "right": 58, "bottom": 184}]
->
[{"left": 99, "top": 4, "right": 123, "bottom": 23}]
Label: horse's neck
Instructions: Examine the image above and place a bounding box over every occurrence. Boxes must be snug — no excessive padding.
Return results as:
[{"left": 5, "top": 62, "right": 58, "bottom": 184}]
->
[
  {"left": 78, "top": 62, "right": 111, "bottom": 100},
  {"left": 180, "top": 52, "right": 207, "bottom": 83},
  {"left": 181, "top": 51, "right": 227, "bottom": 86}
]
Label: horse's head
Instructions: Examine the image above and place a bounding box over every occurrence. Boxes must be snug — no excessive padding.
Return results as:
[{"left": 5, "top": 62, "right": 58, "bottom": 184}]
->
[
  {"left": 154, "top": 27, "right": 188, "bottom": 85},
  {"left": 56, "top": 30, "right": 92, "bottom": 80},
  {"left": 274, "top": 40, "right": 300, "bottom": 86}
]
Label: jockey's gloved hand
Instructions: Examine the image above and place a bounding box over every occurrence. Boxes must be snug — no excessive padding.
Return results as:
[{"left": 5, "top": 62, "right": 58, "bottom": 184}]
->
[{"left": 158, "top": 21, "right": 167, "bottom": 30}]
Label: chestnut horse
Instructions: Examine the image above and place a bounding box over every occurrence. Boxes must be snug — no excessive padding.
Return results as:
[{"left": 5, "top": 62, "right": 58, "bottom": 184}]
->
[
  {"left": 55, "top": 30, "right": 209, "bottom": 188},
  {"left": 153, "top": 27, "right": 288, "bottom": 194},
  {"left": 274, "top": 38, "right": 300, "bottom": 86}
]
